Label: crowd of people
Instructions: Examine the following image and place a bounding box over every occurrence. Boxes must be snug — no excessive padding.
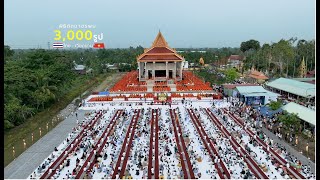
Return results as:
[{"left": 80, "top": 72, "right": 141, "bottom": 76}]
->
[
  {"left": 222, "top": 96, "right": 315, "bottom": 179},
  {"left": 28, "top": 95, "right": 314, "bottom": 179}
]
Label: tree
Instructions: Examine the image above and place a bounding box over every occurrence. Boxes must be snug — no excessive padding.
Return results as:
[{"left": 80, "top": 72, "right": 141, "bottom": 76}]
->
[
  {"left": 278, "top": 111, "right": 300, "bottom": 135},
  {"left": 4, "top": 45, "right": 14, "bottom": 58},
  {"left": 33, "top": 71, "right": 58, "bottom": 109},
  {"left": 240, "top": 40, "right": 260, "bottom": 53},
  {"left": 268, "top": 100, "right": 282, "bottom": 110},
  {"left": 296, "top": 39, "right": 315, "bottom": 72},
  {"left": 225, "top": 68, "right": 239, "bottom": 82},
  {"left": 270, "top": 39, "right": 294, "bottom": 77}
]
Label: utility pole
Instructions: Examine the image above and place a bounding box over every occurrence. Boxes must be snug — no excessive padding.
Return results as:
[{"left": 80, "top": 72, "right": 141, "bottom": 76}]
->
[{"left": 48, "top": 42, "right": 50, "bottom": 49}]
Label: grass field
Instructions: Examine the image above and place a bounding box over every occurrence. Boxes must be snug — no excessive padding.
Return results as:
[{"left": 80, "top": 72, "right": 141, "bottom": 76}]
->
[{"left": 4, "top": 72, "right": 124, "bottom": 167}]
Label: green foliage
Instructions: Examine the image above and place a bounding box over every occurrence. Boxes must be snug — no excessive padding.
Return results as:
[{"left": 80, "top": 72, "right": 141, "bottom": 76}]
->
[
  {"left": 194, "top": 68, "right": 227, "bottom": 85},
  {"left": 3, "top": 46, "right": 147, "bottom": 130},
  {"left": 118, "top": 63, "right": 132, "bottom": 72},
  {"left": 4, "top": 48, "right": 82, "bottom": 130},
  {"left": 240, "top": 39, "right": 260, "bottom": 53},
  {"left": 225, "top": 68, "right": 239, "bottom": 82},
  {"left": 296, "top": 39, "right": 315, "bottom": 72},
  {"left": 178, "top": 48, "right": 240, "bottom": 65},
  {"left": 278, "top": 111, "right": 301, "bottom": 134},
  {"left": 241, "top": 38, "right": 314, "bottom": 78},
  {"left": 268, "top": 100, "right": 282, "bottom": 110},
  {"left": 4, "top": 45, "right": 14, "bottom": 58}
]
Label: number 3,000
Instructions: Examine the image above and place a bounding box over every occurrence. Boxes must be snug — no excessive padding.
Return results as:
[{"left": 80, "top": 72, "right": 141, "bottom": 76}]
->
[
  {"left": 67, "top": 30, "right": 92, "bottom": 40},
  {"left": 54, "top": 30, "right": 93, "bottom": 41}
]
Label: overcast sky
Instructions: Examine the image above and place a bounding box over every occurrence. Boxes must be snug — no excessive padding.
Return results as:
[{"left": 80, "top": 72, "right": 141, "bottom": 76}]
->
[{"left": 4, "top": 0, "right": 315, "bottom": 49}]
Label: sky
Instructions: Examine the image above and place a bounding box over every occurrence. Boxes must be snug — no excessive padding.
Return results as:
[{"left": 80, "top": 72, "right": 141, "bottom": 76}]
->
[{"left": 4, "top": 0, "right": 315, "bottom": 49}]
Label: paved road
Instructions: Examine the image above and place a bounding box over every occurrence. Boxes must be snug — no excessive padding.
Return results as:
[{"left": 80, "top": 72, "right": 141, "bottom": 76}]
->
[
  {"left": 261, "top": 127, "right": 315, "bottom": 174},
  {"left": 4, "top": 107, "right": 88, "bottom": 179}
]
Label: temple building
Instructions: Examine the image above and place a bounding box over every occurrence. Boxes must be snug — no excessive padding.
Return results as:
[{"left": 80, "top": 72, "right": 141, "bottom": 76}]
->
[{"left": 137, "top": 31, "right": 185, "bottom": 81}]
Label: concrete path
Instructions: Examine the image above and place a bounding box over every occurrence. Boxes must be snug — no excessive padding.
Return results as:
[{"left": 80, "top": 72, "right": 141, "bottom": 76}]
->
[
  {"left": 261, "top": 127, "right": 315, "bottom": 174},
  {"left": 4, "top": 109, "right": 88, "bottom": 179}
]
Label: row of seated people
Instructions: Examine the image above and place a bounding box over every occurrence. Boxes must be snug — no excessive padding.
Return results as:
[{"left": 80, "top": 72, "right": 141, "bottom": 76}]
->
[
  {"left": 198, "top": 93, "right": 222, "bottom": 98},
  {"left": 198, "top": 93, "right": 214, "bottom": 97},
  {"left": 110, "top": 86, "right": 147, "bottom": 92},
  {"left": 153, "top": 86, "right": 171, "bottom": 92},
  {"left": 176, "top": 84, "right": 212, "bottom": 91},
  {"left": 128, "top": 94, "right": 143, "bottom": 98},
  {"left": 113, "top": 95, "right": 126, "bottom": 99},
  {"left": 171, "top": 93, "right": 197, "bottom": 98},
  {"left": 144, "top": 93, "right": 154, "bottom": 98},
  {"left": 89, "top": 97, "right": 113, "bottom": 101},
  {"left": 89, "top": 94, "right": 131, "bottom": 102},
  {"left": 171, "top": 93, "right": 183, "bottom": 98}
]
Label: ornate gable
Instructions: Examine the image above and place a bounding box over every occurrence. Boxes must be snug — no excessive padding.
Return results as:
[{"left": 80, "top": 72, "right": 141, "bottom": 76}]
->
[
  {"left": 137, "top": 31, "right": 184, "bottom": 62},
  {"left": 152, "top": 31, "right": 168, "bottom": 47}
]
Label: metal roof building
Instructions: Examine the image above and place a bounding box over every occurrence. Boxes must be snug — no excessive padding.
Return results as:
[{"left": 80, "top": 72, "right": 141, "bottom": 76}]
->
[
  {"left": 235, "top": 86, "right": 280, "bottom": 105},
  {"left": 282, "top": 102, "right": 315, "bottom": 126},
  {"left": 265, "top": 78, "right": 315, "bottom": 98},
  {"left": 236, "top": 86, "right": 280, "bottom": 97}
]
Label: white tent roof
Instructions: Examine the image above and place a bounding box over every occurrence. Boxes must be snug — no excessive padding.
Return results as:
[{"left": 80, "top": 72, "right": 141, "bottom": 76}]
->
[
  {"left": 266, "top": 78, "right": 315, "bottom": 98},
  {"left": 75, "top": 65, "right": 85, "bottom": 70},
  {"left": 282, "top": 102, "right": 315, "bottom": 126},
  {"left": 236, "top": 86, "right": 280, "bottom": 97}
]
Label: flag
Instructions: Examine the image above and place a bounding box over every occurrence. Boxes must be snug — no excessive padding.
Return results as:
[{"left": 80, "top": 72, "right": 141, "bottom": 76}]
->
[
  {"left": 52, "top": 42, "right": 64, "bottom": 48},
  {"left": 93, "top": 43, "right": 105, "bottom": 49}
]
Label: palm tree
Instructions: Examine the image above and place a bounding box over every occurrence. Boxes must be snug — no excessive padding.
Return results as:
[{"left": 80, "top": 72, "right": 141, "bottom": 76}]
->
[{"left": 33, "top": 70, "right": 58, "bottom": 109}]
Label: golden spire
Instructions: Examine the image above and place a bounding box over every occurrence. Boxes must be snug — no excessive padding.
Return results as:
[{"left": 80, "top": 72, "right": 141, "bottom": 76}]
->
[
  {"left": 199, "top": 57, "right": 204, "bottom": 66},
  {"left": 299, "top": 56, "right": 307, "bottom": 78},
  {"left": 151, "top": 31, "right": 169, "bottom": 47}
]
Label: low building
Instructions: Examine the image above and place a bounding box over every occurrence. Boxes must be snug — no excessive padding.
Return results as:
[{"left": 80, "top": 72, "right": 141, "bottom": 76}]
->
[
  {"left": 74, "top": 64, "right": 86, "bottom": 74},
  {"left": 306, "top": 70, "right": 315, "bottom": 78},
  {"left": 227, "top": 55, "right": 245, "bottom": 70},
  {"left": 282, "top": 102, "right": 315, "bottom": 136},
  {"left": 246, "top": 69, "right": 268, "bottom": 84},
  {"left": 222, "top": 83, "right": 259, "bottom": 97},
  {"left": 235, "top": 86, "right": 280, "bottom": 105},
  {"left": 213, "top": 57, "right": 228, "bottom": 69},
  {"left": 105, "top": 63, "right": 119, "bottom": 70},
  {"left": 265, "top": 78, "right": 315, "bottom": 103}
]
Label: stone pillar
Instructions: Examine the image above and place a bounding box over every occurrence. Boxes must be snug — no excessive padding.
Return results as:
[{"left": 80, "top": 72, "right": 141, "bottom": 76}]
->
[
  {"left": 173, "top": 62, "right": 177, "bottom": 79},
  {"left": 180, "top": 62, "right": 183, "bottom": 78},
  {"left": 153, "top": 62, "right": 155, "bottom": 79},
  {"left": 166, "top": 61, "right": 168, "bottom": 79},
  {"left": 144, "top": 62, "right": 147, "bottom": 79},
  {"left": 138, "top": 62, "right": 141, "bottom": 80},
  {"left": 145, "top": 62, "right": 148, "bottom": 79}
]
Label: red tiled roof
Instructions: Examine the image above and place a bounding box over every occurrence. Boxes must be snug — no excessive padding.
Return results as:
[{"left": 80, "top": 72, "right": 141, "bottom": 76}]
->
[
  {"left": 139, "top": 54, "right": 181, "bottom": 61},
  {"left": 249, "top": 74, "right": 269, "bottom": 80},
  {"left": 307, "top": 70, "right": 315, "bottom": 75},
  {"left": 137, "top": 32, "right": 184, "bottom": 62},
  {"left": 229, "top": 55, "right": 244, "bottom": 61},
  {"left": 248, "top": 70, "right": 268, "bottom": 80},
  {"left": 146, "top": 47, "right": 174, "bottom": 54}
]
